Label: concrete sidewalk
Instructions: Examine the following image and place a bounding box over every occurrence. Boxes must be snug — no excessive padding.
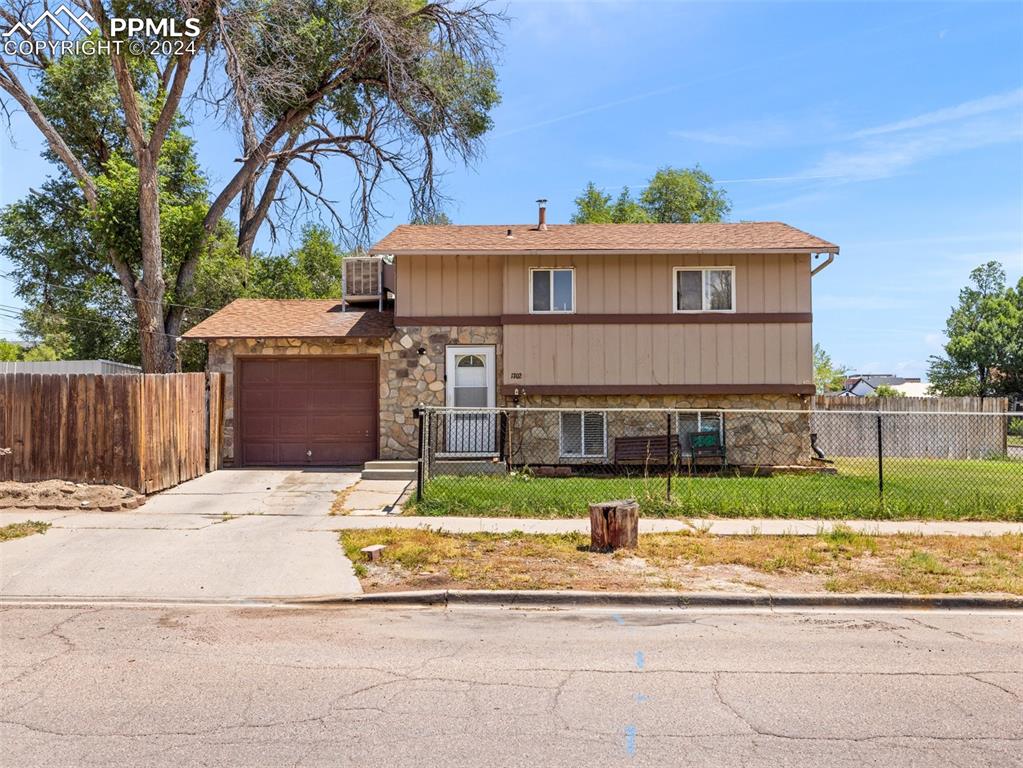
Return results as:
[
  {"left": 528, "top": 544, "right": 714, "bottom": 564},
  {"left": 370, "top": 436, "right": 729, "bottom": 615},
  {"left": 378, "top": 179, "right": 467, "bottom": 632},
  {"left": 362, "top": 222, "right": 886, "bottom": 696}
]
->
[{"left": 321, "top": 515, "right": 1023, "bottom": 537}]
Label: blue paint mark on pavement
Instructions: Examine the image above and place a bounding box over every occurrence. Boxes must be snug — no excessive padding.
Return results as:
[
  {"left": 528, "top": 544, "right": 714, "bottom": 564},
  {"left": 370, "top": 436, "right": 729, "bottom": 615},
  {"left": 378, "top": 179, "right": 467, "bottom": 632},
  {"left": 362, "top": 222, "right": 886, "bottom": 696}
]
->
[
  {"left": 624, "top": 725, "right": 637, "bottom": 756},
  {"left": 635, "top": 651, "right": 645, "bottom": 670},
  {"left": 612, "top": 613, "right": 625, "bottom": 625},
  {"left": 634, "top": 693, "right": 650, "bottom": 703}
]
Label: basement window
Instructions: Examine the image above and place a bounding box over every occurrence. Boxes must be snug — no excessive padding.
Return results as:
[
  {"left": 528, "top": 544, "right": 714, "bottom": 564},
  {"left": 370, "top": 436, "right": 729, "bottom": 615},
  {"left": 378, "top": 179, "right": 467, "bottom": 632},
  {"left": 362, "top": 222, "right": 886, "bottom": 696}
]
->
[
  {"left": 530, "top": 268, "right": 575, "bottom": 313},
  {"left": 560, "top": 411, "right": 606, "bottom": 458}
]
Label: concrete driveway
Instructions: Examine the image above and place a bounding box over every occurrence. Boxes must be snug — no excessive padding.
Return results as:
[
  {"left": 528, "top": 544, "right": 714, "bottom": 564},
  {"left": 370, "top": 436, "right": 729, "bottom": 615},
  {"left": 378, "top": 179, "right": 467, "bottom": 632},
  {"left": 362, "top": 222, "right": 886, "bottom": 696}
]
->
[{"left": 0, "top": 469, "right": 363, "bottom": 600}]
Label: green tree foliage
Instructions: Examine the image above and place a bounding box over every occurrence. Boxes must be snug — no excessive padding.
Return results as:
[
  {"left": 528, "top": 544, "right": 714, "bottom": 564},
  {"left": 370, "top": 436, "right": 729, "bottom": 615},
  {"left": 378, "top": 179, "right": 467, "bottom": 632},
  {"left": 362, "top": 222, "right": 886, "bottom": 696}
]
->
[
  {"left": 572, "top": 166, "right": 730, "bottom": 224},
  {"left": 927, "top": 262, "right": 1023, "bottom": 401},
  {"left": 872, "top": 384, "right": 904, "bottom": 398},
  {"left": 611, "top": 188, "right": 652, "bottom": 223},
  {"left": 0, "top": 337, "right": 60, "bottom": 362},
  {"left": 250, "top": 226, "right": 345, "bottom": 300},
  {"left": 641, "top": 166, "right": 731, "bottom": 223},
  {"left": 571, "top": 183, "right": 613, "bottom": 224},
  {"left": 0, "top": 340, "right": 22, "bottom": 361},
  {"left": 412, "top": 211, "right": 453, "bottom": 225},
  {"left": 813, "top": 343, "right": 848, "bottom": 394},
  {"left": 20, "top": 344, "right": 59, "bottom": 362}
]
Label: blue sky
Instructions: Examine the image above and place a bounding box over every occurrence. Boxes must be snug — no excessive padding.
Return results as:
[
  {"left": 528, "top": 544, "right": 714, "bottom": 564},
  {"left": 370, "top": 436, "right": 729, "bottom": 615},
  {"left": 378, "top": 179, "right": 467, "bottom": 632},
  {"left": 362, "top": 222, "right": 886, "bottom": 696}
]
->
[{"left": 2, "top": 0, "right": 1021, "bottom": 378}]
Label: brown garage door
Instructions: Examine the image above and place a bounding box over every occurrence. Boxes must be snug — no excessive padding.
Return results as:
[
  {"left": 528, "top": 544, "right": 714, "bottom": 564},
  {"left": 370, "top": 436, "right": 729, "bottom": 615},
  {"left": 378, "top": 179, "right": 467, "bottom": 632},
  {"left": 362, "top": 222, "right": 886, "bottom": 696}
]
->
[{"left": 237, "top": 357, "right": 378, "bottom": 466}]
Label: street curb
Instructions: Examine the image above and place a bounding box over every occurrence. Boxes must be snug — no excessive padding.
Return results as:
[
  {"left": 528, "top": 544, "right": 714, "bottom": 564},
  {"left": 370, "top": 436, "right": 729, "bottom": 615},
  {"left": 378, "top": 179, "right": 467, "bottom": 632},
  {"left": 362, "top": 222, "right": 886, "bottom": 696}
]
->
[
  {"left": 293, "top": 589, "right": 1023, "bottom": 611},
  {"left": 5, "top": 591, "right": 1022, "bottom": 611}
]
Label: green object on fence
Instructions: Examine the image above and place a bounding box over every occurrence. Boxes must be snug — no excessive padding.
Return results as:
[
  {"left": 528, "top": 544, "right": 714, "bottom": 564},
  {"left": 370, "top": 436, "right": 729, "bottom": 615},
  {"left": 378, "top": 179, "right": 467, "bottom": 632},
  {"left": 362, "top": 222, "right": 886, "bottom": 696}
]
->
[{"left": 690, "top": 433, "right": 718, "bottom": 448}]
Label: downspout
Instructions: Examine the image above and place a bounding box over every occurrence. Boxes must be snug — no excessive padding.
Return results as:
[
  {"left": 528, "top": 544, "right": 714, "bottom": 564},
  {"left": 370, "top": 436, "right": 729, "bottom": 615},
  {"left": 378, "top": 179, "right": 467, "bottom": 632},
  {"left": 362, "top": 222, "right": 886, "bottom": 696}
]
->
[{"left": 811, "top": 252, "right": 835, "bottom": 276}]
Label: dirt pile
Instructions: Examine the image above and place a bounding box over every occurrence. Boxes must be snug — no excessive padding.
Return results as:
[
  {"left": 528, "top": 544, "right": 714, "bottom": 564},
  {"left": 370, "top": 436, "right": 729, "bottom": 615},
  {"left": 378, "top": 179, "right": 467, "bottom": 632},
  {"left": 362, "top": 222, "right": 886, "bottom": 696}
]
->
[{"left": 0, "top": 480, "right": 144, "bottom": 511}]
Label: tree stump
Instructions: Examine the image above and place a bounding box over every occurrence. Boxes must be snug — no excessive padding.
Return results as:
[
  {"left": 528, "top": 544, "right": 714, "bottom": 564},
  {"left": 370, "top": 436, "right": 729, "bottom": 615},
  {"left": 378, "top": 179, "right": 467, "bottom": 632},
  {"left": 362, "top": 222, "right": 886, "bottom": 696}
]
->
[{"left": 589, "top": 499, "right": 639, "bottom": 551}]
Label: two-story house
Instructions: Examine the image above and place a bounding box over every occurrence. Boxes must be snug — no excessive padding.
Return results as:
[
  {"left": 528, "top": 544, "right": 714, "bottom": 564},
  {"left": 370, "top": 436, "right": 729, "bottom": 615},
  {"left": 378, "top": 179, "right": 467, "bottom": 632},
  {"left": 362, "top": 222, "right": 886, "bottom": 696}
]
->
[{"left": 184, "top": 208, "right": 838, "bottom": 468}]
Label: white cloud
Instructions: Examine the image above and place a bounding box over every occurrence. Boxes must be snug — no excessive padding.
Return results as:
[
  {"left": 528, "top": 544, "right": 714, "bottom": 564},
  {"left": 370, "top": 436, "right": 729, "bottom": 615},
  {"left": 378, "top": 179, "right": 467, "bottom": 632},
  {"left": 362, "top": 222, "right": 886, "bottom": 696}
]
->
[
  {"left": 851, "top": 88, "right": 1023, "bottom": 139},
  {"left": 803, "top": 114, "right": 1023, "bottom": 183},
  {"left": 671, "top": 113, "right": 842, "bottom": 150},
  {"left": 715, "top": 90, "right": 1023, "bottom": 186}
]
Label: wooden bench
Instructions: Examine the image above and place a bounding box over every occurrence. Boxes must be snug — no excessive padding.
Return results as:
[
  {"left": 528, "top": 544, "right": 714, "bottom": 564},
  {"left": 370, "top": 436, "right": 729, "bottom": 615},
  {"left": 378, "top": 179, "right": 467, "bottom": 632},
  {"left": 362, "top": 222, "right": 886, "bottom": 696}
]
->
[{"left": 613, "top": 434, "right": 678, "bottom": 465}]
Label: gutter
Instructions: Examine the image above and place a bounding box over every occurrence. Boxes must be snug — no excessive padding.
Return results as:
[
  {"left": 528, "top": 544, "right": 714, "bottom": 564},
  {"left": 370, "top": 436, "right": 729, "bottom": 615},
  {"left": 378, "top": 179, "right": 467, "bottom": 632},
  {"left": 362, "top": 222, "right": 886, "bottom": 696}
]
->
[
  {"left": 811, "top": 252, "right": 835, "bottom": 276},
  {"left": 371, "top": 247, "right": 840, "bottom": 257}
]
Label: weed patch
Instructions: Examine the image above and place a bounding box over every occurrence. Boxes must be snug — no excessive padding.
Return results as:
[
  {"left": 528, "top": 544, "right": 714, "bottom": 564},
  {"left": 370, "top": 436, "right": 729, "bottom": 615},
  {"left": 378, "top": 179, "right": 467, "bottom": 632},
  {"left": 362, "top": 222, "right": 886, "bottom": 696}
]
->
[{"left": 0, "top": 520, "right": 51, "bottom": 542}]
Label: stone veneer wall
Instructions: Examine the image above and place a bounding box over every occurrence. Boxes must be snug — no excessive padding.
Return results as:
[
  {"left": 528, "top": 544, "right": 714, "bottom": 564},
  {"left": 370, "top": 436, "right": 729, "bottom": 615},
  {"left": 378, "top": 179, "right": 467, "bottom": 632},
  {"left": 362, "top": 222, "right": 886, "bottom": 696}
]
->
[
  {"left": 206, "top": 326, "right": 502, "bottom": 464},
  {"left": 207, "top": 331, "right": 809, "bottom": 467},
  {"left": 509, "top": 394, "right": 812, "bottom": 468}
]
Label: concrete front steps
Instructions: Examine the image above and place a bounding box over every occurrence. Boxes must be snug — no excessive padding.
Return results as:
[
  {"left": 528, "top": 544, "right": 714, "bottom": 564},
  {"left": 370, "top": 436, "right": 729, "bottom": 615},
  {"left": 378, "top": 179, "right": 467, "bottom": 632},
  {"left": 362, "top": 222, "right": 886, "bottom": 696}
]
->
[{"left": 361, "top": 460, "right": 417, "bottom": 481}]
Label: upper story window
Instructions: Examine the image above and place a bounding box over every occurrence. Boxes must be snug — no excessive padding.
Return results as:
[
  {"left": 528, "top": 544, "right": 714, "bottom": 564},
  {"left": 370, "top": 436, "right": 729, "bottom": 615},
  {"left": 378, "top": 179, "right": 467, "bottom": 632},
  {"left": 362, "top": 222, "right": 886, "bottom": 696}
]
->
[
  {"left": 674, "top": 267, "right": 735, "bottom": 312},
  {"left": 530, "top": 268, "right": 575, "bottom": 313}
]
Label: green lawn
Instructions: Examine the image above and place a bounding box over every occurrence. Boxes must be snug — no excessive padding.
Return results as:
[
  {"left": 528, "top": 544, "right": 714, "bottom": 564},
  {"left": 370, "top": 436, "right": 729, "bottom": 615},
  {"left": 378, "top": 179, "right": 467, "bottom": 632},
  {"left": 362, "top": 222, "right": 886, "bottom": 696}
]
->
[{"left": 408, "top": 457, "right": 1023, "bottom": 521}]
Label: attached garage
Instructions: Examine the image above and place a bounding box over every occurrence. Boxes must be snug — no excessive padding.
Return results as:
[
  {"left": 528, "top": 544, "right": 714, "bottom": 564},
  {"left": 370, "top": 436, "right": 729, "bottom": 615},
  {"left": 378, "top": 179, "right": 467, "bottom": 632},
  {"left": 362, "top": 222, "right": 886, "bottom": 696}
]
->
[
  {"left": 182, "top": 302, "right": 397, "bottom": 466},
  {"left": 236, "top": 357, "right": 379, "bottom": 466}
]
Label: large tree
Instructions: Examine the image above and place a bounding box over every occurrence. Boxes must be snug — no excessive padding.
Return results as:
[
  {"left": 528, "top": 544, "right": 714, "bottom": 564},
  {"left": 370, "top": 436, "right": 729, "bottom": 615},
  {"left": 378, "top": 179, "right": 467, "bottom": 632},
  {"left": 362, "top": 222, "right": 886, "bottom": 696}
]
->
[
  {"left": 927, "top": 261, "right": 1023, "bottom": 402},
  {"left": 571, "top": 166, "right": 730, "bottom": 224},
  {"left": 1, "top": 0, "right": 502, "bottom": 371}
]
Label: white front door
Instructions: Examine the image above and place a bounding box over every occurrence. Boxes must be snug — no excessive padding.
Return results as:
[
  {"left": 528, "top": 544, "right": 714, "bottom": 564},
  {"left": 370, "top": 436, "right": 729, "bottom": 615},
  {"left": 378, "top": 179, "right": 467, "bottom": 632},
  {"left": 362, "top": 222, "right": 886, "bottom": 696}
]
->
[{"left": 445, "top": 345, "right": 496, "bottom": 454}]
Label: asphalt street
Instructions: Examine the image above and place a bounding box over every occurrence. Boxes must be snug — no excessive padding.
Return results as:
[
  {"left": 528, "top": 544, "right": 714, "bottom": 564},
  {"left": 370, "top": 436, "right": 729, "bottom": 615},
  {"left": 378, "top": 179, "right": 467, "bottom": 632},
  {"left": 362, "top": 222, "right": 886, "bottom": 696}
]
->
[{"left": 1, "top": 603, "right": 1021, "bottom": 767}]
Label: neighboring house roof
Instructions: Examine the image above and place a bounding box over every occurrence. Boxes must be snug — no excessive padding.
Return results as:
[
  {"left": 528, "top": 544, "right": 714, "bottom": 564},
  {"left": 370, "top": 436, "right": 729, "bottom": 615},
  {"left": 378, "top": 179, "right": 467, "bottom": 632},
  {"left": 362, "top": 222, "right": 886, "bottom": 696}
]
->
[
  {"left": 892, "top": 382, "right": 932, "bottom": 397},
  {"left": 370, "top": 222, "right": 839, "bottom": 256},
  {"left": 841, "top": 379, "right": 877, "bottom": 397},
  {"left": 845, "top": 374, "right": 922, "bottom": 388},
  {"left": 837, "top": 375, "right": 929, "bottom": 397},
  {"left": 182, "top": 300, "right": 394, "bottom": 339}
]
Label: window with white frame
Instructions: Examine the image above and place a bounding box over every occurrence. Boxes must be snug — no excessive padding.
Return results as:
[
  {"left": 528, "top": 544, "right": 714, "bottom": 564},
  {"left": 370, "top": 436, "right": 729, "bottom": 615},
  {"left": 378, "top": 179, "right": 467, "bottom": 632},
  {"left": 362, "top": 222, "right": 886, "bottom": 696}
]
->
[
  {"left": 560, "top": 411, "right": 606, "bottom": 458},
  {"left": 674, "top": 267, "right": 735, "bottom": 312},
  {"left": 676, "top": 411, "right": 724, "bottom": 455},
  {"left": 530, "top": 268, "right": 575, "bottom": 313}
]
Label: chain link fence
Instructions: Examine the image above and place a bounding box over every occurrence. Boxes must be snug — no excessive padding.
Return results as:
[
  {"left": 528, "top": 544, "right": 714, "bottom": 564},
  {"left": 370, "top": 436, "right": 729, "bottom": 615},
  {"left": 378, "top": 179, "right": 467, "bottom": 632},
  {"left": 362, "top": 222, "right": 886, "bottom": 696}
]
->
[{"left": 411, "top": 406, "right": 1023, "bottom": 520}]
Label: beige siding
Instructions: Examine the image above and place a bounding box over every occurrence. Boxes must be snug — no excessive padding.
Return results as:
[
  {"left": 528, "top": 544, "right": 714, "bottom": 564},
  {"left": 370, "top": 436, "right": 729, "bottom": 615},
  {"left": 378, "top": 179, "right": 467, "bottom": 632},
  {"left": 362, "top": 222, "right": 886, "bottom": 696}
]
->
[
  {"left": 500, "top": 252, "right": 811, "bottom": 314},
  {"left": 398, "top": 251, "right": 810, "bottom": 316},
  {"left": 395, "top": 253, "right": 503, "bottom": 317},
  {"left": 503, "top": 323, "right": 814, "bottom": 387},
  {"left": 396, "top": 251, "right": 814, "bottom": 388}
]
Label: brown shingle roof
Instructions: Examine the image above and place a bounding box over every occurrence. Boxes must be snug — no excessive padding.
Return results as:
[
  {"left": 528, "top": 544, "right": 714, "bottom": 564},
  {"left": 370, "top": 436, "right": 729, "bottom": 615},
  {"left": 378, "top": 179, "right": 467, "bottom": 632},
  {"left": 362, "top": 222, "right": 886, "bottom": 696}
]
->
[
  {"left": 182, "top": 300, "right": 394, "bottom": 340},
  {"left": 369, "top": 222, "right": 838, "bottom": 255}
]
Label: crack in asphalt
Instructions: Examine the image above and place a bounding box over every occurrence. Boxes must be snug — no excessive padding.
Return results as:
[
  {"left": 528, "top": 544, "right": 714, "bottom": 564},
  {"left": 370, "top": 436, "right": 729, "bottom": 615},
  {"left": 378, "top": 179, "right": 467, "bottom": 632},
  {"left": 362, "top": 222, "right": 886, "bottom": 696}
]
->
[{"left": 2, "top": 606, "right": 1021, "bottom": 759}]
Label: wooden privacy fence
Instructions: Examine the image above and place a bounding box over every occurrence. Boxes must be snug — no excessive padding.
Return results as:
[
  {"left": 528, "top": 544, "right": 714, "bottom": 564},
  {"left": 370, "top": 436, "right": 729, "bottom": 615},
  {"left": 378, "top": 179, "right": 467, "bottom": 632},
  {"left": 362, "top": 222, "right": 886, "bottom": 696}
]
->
[
  {"left": 810, "top": 396, "right": 1009, "bottom": 459},
  {"left": 0, "top": 372, "right": 224, "bottom": 494}
]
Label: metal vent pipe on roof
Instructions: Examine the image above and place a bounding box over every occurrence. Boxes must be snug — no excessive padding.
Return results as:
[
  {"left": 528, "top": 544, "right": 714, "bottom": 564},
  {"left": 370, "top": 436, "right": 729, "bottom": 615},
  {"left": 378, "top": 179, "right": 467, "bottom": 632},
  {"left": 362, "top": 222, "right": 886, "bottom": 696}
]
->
[{"left": 536, "top": 198, "right": 548, "bottom": 231}]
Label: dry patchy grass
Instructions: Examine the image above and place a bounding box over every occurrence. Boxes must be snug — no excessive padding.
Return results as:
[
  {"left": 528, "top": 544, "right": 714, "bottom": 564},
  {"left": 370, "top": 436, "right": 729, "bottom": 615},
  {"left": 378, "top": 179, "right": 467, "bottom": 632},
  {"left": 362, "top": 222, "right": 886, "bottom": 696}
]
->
[
  {"left": 0, "top": 520, "right": 51, "bottom": 542},
  {"left": 341, "top": 527, "right": 1023, "bottom": 596}
]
